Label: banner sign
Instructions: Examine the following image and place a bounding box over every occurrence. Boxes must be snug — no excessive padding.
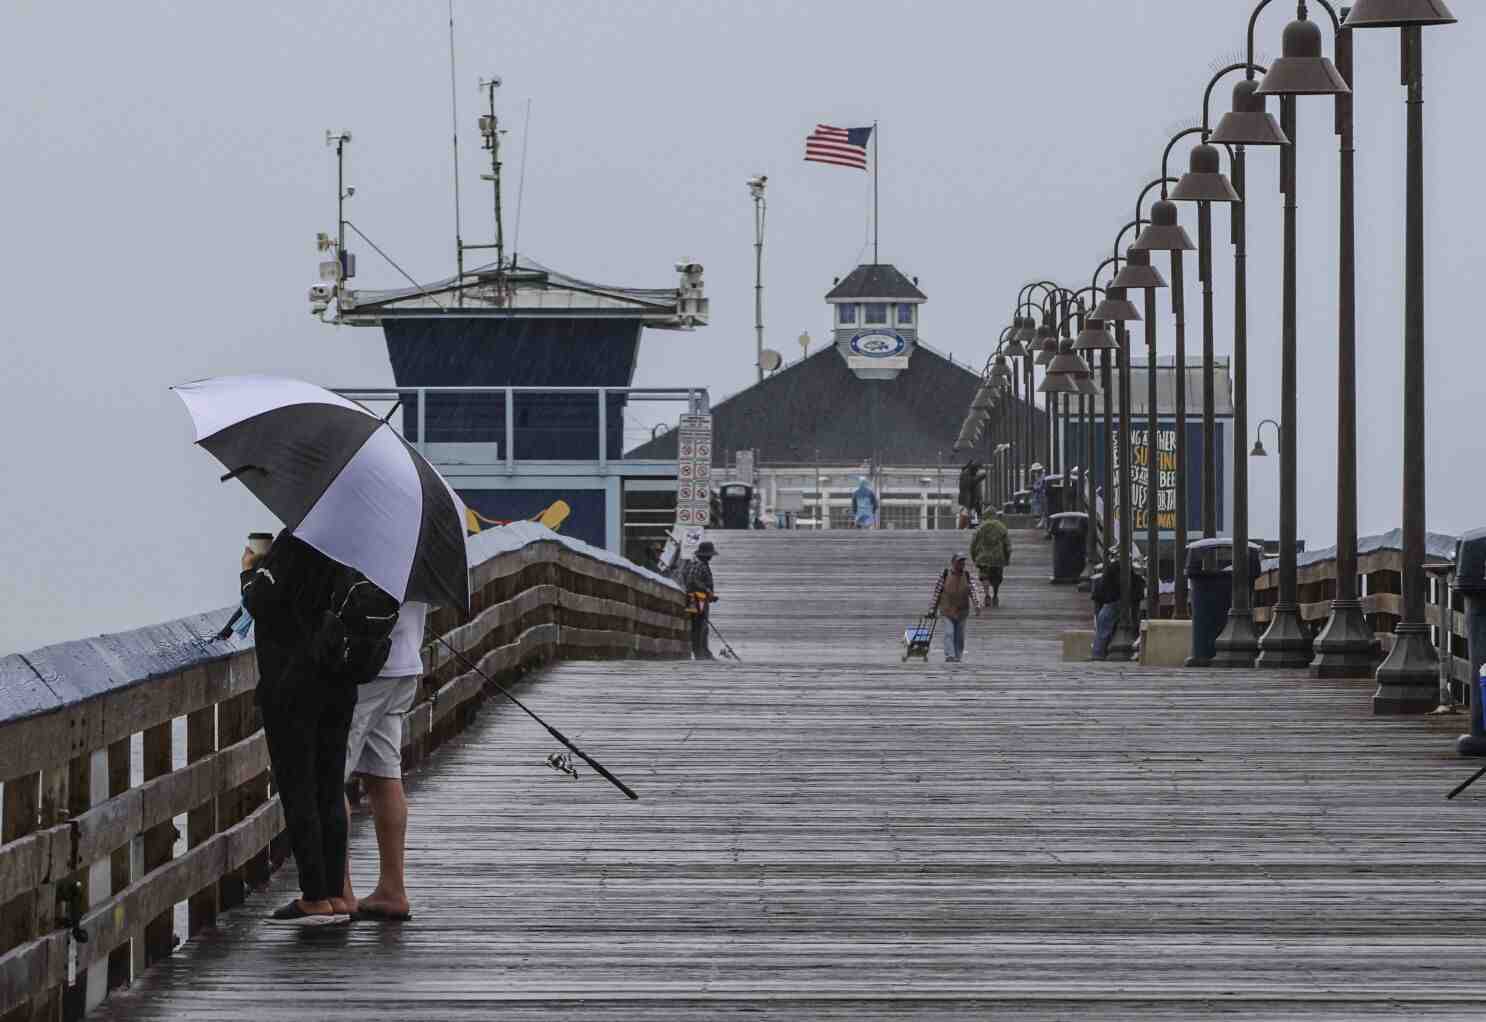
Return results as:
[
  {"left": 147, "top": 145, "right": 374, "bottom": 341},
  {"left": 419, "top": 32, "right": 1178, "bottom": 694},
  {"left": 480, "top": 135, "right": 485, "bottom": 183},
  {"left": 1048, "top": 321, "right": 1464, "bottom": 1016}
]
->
[{"left": 1112, "top": 426, "right": 1178, "bottom": 532}]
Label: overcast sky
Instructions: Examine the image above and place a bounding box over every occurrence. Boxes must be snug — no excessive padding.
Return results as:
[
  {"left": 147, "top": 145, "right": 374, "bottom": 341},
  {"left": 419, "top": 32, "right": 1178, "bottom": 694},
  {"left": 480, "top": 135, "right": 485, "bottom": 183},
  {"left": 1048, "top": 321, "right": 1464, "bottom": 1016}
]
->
[{"left": 2, "top": 1, "right": 1480, "bottom": 656}]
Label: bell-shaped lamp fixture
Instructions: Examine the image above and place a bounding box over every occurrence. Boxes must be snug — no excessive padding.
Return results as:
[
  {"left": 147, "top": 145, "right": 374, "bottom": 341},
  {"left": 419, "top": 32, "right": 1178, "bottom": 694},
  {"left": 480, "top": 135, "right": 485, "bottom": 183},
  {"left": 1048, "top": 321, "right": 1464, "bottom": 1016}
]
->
[
  {"left": 1110, "top": 248, "right": 1167, "bottom": 290},
  {"left": 1343, "top": 0, "right": 1455, "bottom": 29},
  {"left": 1171, "top": 143, "right": 1243, "bottom": 203},
  {"left": 1074, "top": 316, "right": 1119, "bottom": 352},
  {"left": 1046, "top": 339, "right": 1093, "bottom": 379},
  {"left": 1033, "top": 322, "right": 1059, "bottom": 366},
  {"left": 1013, "top": 316, "right": 1038, "bottom": 344},
  {"left": 1091, "top": 286, "right": 1141, "bottom": 323},
  {"left": 1256, "top": 15, "right": 1350, "bottom": 96},
  {"left": 1250, "top": 437, "right": 1268, "bottom": 457},
  {"left": 971, "top": 385, "right": 994, "bottom": 411},
  {"left": 1210, "top": 79, "right": 1291, "bottom": 147},
  {"left": 1132, "top": 199, "right": 1197, "bottom": 252}
]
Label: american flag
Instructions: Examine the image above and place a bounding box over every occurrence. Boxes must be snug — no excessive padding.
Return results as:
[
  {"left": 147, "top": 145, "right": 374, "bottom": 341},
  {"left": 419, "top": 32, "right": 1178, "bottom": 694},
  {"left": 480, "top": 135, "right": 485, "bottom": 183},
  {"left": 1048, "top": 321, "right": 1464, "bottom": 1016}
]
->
[{"left": 804, "top": 124, "right": 873, "bottom": 170}]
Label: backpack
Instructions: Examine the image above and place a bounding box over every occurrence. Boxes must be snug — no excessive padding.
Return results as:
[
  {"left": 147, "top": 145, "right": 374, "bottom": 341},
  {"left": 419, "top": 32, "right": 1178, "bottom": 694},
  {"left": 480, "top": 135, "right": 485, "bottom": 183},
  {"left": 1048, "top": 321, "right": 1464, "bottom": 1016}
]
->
[{"left": 318, "top": 573, "right": 400, "bottom": 685}]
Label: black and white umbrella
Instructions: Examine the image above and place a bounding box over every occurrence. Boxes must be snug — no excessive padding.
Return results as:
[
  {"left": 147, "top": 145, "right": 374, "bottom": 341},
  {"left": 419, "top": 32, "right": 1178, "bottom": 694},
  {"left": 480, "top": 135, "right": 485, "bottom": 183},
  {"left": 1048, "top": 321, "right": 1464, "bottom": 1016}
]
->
[{"left": 173, "top": 375, "right": 469, "bottom": 611}]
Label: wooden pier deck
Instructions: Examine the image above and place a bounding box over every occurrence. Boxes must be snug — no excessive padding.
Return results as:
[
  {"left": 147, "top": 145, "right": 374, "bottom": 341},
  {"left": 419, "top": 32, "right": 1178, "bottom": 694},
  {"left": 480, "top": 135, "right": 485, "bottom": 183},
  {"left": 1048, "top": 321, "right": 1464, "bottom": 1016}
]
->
[{"left": 92, "top": 529, "right": 1486, "bottom": 1020}]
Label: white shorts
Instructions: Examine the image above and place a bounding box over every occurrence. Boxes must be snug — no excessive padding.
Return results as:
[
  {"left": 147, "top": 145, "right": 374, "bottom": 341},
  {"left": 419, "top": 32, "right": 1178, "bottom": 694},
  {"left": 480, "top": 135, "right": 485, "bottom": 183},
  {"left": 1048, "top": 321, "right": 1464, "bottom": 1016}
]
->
[{"left": 345, "top": 675, "right": 419, "bottom": 781}]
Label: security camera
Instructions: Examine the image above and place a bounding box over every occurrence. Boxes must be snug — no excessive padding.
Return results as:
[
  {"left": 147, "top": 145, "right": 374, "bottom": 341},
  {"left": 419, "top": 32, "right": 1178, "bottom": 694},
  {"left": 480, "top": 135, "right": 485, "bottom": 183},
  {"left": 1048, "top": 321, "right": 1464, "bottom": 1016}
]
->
[
  {"left": 345, "top": 186, "right": 355, "bottom": 197},
  {"left": 308, "top": 284, "right": 334, "bottom": 303}
]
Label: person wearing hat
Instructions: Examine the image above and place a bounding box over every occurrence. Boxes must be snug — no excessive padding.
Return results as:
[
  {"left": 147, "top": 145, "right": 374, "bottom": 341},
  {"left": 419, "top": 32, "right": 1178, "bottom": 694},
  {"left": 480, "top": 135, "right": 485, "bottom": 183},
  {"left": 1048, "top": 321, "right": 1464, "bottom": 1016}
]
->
[
  {"left": 970, "top": 509, "right": 1013, "bottom": 607},
  {"left": 682, "top": 541, "right": 720, "bottom": 660},
  {"left": 1029, "top": 463, "right": 1047, "bottom": 525},
  {"left": 928, "top": 552, "right": 985, "bottom": 663}
]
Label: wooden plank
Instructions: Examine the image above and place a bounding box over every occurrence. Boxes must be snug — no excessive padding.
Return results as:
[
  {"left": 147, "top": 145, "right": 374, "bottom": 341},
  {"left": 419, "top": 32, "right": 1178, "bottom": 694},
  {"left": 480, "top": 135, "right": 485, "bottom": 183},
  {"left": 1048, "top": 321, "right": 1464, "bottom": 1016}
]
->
[
  {"left": 139, "top": 723, "right": 173, "bottom": 967},
  {"left": 0, "top": 772, "right": 40, "bottom": 1022},
  {"left": 185, "top": 702, "right": 218, "bottom": 936},
  {"left": 105, "top": 738, "right": 130, "bottom": 994}
]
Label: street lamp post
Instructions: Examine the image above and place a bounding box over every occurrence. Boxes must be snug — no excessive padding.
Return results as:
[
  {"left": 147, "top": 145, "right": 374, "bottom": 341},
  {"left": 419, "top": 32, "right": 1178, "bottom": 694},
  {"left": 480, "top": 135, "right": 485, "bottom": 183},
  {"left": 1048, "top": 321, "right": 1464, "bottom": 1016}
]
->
[
  {"left": 1092, "top": 269, "right": 1144, "bottom": 658},
  {"left": 1204, "top": 63, "right": 1291, "bottom": 668},
  {"left": 1343, "top": 0, "right": 1457, "bottom": 712},
  {"left": 1251, "top": 0, "right": 1351, "bottom": 668}
]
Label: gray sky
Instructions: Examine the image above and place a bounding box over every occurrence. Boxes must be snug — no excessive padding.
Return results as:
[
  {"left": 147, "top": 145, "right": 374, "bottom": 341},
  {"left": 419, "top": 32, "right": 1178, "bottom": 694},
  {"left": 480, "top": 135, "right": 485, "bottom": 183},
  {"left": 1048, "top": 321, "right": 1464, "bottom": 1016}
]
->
[{"left": 2, "top": 1, "right": 1480, "bottom": 657}]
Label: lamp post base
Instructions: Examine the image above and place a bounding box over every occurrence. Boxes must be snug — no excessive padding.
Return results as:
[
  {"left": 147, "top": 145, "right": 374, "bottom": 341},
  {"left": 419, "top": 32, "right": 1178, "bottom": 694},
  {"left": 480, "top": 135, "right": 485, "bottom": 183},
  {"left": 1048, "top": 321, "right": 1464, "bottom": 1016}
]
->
[
  {"left": 1107, "top": 612, "right": 1140, "bottom": 661},
  {"left": 1257, "top": 604, "right": 1312, "bottom": 669},
  {"left": 1210, "top": 609, "right": 1261, "bottom": 668},
  {"left": 1457, "top": 733, "right": 1486, "bottom": 758},
  {"left": 1373, "top": 622, "right": 1439, "bottom": 714},
  {"left": 1310, "top": 599, "right": 1379, "bottom": 678}
]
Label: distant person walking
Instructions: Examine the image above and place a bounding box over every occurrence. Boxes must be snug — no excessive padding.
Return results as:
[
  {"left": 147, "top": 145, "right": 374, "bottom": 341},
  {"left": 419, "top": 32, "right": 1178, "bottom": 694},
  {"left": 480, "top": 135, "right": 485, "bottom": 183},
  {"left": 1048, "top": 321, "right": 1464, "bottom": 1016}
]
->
[
  {"left": 970, "top": 511, "right": 1013, "bottom": 607},
  {"left": 240, "top": 533, "right": 356, "bottom": 927},
  {"left": 683, "top": 541, "right": 719, "bottom": 660},
  {"left": 852, "top": 477, "right": 879, "bottom": 529},
  {"left": 339, "top": 600, "right": 428, "bottom": 922},
  {"left": 929, "top": 553, "right": 985, "bottom": 663}
]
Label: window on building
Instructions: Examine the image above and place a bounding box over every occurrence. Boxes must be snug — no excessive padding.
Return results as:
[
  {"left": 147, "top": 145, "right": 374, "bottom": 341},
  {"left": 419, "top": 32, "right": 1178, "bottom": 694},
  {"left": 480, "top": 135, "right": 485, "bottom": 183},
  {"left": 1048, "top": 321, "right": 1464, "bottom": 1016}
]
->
[
  {"left": 838, "top": 303, "right": 858, "bottom": 325},
  {"left": 864, "top": 303, "right": 888, "bottom": 325},
  {"left": 896, "top": 303, "right": 915, "bottom": 326}
]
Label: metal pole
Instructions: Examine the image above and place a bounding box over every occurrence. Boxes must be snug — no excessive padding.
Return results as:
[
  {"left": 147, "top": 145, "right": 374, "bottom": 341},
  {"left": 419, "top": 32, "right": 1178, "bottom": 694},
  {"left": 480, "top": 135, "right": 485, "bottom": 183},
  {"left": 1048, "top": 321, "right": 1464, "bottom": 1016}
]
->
[
  {"left": 1257, "top": 95, "right": 1311, "bottom": 668},
  {"left": 873, "top": 122, "right": 880, "bottom": 266},
  {"left": 1313, "top": 23, "right": 1375, "bottom": 678},
  {"left": 1214, "top": 146, "right": 1261, "bottom": 667},
  {"left": 753, "top": 185, "right": 766, "bottom": 384},
  {"left": 1011, "top": 357, "right": 1023, "bottom": 503},
  {"left": 1199, "top": 201, "right": 1218, "bottom": 539},
  {"left": 1375, "top": 25, "right": 1439, "bottom": 710},
  {"left": 1102, "top": 349, "right": 1115, "bottom": 567},
  {"left": 1109, "top": 322, "right": 1139, "bottom": 658},
  {"left": 1170, "top": 247, "right": 1191, "bottom": 618},
  {"left": 1145, "top": 289, "right": 1161, "bottom": 625}
]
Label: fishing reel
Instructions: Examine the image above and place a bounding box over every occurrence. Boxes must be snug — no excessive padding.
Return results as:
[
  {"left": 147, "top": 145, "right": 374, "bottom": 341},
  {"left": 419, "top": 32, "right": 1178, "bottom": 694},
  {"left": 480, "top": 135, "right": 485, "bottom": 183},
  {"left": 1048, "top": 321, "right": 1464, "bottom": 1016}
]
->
[{"left": 545, "top": 752, "right": 579, "bottom": 779}]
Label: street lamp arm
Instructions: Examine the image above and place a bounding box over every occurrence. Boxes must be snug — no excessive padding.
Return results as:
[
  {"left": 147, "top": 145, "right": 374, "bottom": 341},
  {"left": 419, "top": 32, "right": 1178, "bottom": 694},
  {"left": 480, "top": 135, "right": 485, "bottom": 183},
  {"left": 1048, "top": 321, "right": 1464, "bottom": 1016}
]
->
[
  {"left": 1139, "top": 174, "right": 1182, "bottom": 217},
  {"left": 1092, "top": 258, "right": 1120, "bottom": 291},
  {"left": 1161, "top": 130, "right": 1206, "bottom": 193},
  {"left": 1202, "top": 62, "right": 1269, "bottom": 134},
  {"left": 1114, "top": 218, "right": 1146, "bottom": 259}
]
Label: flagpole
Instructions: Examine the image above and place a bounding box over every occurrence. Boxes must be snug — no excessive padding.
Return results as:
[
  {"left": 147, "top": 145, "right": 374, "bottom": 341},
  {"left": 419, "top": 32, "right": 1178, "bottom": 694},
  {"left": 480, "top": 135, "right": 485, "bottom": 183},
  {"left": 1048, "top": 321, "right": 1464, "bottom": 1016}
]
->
[{"left": 872, "top": 121, "right": 879, "bottom": 264}]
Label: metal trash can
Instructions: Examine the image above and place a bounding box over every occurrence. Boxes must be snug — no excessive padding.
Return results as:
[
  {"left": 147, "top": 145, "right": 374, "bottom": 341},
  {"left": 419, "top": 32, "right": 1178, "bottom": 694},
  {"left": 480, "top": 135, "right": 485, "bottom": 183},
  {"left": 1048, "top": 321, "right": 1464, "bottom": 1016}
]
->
[
  {"left": 1042, "top": 474, "right": 1067, "bottom": 521},
  {"left": 1049, "top": 512, "right": 1089, "bottom": 585},
  {"left": 1453, "top": 527, "right": 1486, "bottom": 756},
  {"left": 718, "top": 484, "right": 754, "bottom": 530},
  {"left": 1183, "top": 539, "right": 1263, "bottom": 667}
]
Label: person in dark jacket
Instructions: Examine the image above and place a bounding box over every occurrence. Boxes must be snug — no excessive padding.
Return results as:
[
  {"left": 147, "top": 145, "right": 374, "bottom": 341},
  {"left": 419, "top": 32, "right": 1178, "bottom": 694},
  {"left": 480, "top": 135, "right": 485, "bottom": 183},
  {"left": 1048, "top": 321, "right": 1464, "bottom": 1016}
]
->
[
  {"left": 1090, "top": 559, "right": 1146, "bottom": 659},
  {"left": 240, "top": 531, "right": 357, "bottom": 926},
  {"left": 682, "top": 541, "right": 719, "bottom": 660}
]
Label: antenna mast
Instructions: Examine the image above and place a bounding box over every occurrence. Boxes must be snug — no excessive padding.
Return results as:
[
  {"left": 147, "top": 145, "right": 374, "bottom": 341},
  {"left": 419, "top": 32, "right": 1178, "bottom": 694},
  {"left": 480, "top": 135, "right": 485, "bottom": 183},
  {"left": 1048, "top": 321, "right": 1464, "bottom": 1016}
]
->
[
  {"left": 478, "top": 77, "right": 505, "bottom": 273},
  {"left": 447, "top": 0, "right": 464, "bottom": 305}
]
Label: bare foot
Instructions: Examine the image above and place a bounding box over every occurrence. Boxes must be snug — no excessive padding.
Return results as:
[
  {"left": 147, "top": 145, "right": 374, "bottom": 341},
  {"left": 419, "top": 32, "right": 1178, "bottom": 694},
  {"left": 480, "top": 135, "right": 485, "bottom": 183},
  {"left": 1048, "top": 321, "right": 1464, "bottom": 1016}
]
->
[
  {"left": 357, "top": 891, "right": 411, "bottom": 917},
  {"left": 299, "top": 898, "right": 335, "bottom": 915},
  {"left": 330, "top": 896, "right": 356, "bottom": 915}
]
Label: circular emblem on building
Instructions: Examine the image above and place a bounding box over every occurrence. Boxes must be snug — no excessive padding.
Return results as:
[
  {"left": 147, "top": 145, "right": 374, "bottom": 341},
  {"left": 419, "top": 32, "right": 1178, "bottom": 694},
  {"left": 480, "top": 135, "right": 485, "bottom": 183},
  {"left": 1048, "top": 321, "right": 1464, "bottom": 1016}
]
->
[{"left": 850, "top": 332, "right": 907, "bottom": 358}]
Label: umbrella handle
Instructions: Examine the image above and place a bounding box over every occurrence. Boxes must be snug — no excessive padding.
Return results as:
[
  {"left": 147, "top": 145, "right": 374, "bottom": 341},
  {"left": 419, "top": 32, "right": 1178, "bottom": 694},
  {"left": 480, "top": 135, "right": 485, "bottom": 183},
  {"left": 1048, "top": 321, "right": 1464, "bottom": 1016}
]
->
[{"left": 220, "top": 464, "right": 268, "bottom": 483}]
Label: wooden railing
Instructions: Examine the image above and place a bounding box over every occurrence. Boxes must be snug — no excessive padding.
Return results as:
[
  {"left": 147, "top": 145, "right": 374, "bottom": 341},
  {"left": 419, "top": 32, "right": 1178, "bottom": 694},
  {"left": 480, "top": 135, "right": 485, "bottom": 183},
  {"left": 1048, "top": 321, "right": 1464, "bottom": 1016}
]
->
[
  {"left": 0, "top": 523, "right": 688, "bottom": 1020},
  {"left": 1252, "top": 530, "right": 1467, "bottom": 689}
]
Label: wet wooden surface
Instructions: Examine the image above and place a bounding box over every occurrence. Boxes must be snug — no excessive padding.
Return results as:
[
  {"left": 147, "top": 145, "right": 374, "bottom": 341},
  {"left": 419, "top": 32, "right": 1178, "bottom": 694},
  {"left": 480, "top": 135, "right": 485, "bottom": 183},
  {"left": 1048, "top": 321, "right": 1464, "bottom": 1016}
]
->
[{"left": 92, "top": 529, "right": 1486, "bottom": 1020}]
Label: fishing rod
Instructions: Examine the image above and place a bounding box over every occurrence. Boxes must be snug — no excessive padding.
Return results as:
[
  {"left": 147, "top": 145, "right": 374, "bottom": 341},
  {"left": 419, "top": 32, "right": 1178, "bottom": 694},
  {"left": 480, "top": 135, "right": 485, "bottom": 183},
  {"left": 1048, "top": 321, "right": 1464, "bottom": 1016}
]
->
[
  {"left": 1447, "top": 764, "right": 1486, "bottom": 800},
  {"left": 434, "top": 634, "right": 639, "bottom": 801},
  {"left": 707, "top": 618, "right": 741, "bottom": 662}
]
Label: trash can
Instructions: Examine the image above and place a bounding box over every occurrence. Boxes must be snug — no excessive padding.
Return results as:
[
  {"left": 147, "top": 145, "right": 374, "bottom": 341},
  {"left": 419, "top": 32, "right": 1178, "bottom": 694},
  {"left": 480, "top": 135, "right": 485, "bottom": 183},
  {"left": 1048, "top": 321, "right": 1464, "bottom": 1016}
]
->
[
  {"left": 718, "top": 484, "right": 754, "bottom": 530},
  {"left": 1184, "top": 539, "right": 1264, "bottom": 667},
  {"left": 1049, "top": 512, "right": 1089, "bottom": 585},
  {"left": 1042, "top": 474, "right": 1067, "bottom": 521},
  {"left": 1453, "top": 527, "right": 1486, "bottom": 756}
]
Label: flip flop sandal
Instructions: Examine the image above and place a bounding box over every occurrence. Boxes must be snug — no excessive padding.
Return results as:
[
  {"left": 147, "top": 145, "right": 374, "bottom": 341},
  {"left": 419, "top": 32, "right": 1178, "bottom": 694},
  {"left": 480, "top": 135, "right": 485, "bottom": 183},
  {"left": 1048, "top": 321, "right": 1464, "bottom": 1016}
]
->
[{"left": 351, "top": 905, "right": 413, "bottom": 922}]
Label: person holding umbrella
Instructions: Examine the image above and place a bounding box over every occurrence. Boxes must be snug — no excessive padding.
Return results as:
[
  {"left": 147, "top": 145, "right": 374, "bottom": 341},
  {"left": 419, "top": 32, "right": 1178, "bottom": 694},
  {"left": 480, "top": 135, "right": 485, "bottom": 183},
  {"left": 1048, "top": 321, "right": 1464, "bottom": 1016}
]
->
[
  {"left": 240, "top": 533, "right": 363, "bottom": 925},
  {"left": 174, "top": 375, "right": 471, "bottom": 926}
]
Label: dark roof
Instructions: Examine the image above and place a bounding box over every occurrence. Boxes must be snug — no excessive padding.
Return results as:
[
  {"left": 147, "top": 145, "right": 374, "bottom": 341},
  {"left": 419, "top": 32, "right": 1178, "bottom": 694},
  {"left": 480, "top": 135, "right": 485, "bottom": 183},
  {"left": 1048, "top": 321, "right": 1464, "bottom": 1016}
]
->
[
  {"left": 824, "top": 264, "right": 927, "bottom": 302},
  {"left": 626, "top": 345, "right": 1043, "bottom": 467}
]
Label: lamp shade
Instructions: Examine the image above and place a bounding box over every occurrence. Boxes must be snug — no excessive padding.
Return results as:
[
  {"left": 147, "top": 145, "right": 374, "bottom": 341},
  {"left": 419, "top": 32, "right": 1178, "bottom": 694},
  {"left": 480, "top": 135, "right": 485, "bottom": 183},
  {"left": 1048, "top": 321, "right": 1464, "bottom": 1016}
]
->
[
  {"left": 1110, "top": 249, "right": 1167, "bottom": 290},
  {"left": 1038, "top": 370, "right": 1082, "bottom": 395},
  {"left": 1074, "top": 317, "right": 1119, "bottom": 351},
  {"left": 1074, "top": 374, "right": 1102, "bottom": 396},
  {"left": 1131, "top": 199, "right": 1196, "bottom": 252},
  {"left": 1343, "top": 0, "right": 1455, "bottom": 28},
  {"left": 1013, "top": 316, "right": 1038, "bottom": 344},
  {"left": 1091, "top": 286, "right": 1141, "bottom": 323},
  {"left": 1256, "top": 17, "right": 1350, "bottom": 96},
  {"left": 1046, "top": 340, "right": 1092, "bottom": 378},
  {"left": 1171, "top": 143, "right": 1242, "bottom": 203},
  {"left": 1210, "top": 79, "right": 1291, "bottom": 147}
]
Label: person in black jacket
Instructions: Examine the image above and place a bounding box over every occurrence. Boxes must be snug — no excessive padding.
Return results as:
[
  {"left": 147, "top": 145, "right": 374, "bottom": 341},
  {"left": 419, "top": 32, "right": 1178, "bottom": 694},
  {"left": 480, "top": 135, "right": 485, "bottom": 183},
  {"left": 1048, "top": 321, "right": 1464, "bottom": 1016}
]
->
[{"left": 240, "top": 532, "right": 357, "bottom": 926}]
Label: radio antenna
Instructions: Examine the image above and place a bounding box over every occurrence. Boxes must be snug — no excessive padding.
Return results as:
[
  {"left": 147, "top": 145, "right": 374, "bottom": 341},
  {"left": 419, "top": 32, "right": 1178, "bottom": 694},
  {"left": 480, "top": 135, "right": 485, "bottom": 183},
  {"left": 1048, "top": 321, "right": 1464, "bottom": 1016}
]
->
[
  {"left": 447, "top": 0, "right": 465, "bottom": 303},
  {"left": 512, "top": 98, "right": 532, "bottom": 269}
]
